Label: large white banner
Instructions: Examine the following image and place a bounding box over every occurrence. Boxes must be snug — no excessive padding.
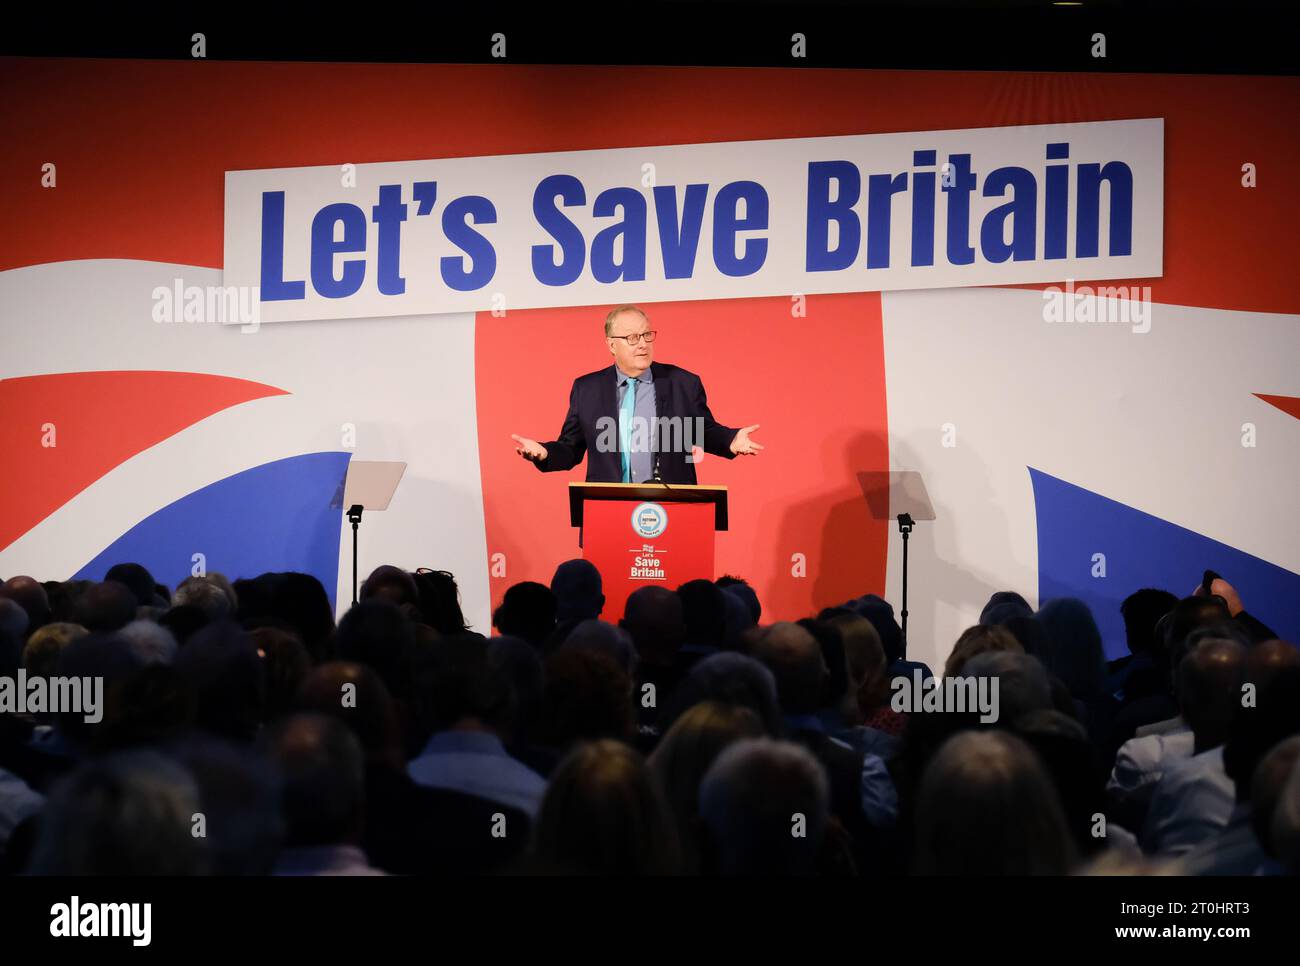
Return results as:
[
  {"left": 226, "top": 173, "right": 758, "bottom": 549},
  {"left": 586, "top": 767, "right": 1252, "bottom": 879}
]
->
[{"left": 223, "top": 118, "right": 1163, "bottom": 323}]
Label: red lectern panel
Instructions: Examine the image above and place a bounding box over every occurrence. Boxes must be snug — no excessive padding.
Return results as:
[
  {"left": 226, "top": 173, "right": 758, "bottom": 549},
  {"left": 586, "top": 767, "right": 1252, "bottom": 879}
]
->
[{"left": 583, "top": 499, "right": 716, "bottom": 620}]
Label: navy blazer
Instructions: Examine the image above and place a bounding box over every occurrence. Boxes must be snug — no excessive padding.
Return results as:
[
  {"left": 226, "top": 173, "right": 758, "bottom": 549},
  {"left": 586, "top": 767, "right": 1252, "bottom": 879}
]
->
[{"left": 536, "top": 362, "right": 740, "bottom": 484}]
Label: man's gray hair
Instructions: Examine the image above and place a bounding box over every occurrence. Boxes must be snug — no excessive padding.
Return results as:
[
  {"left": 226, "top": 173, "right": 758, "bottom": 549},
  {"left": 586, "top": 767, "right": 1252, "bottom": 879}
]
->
[
  {"left": 174, "top": 575, "right": 234, "bottom": 620},
  {"left": 562, "top": 619, "right": 638, "bottom": 676},
  {"left": 962, "top": 650, "right": 1052, "bottom": 725},
  {"left": 698, "top": 737, "right": 830, "bottom": 874},
  {"left": 118, "top": 619, "right": 179, "bottom": 666},
  {"left": 604, "top": 304, "right": 648, "bottom": 337},
  {"left": 27, "top": 750, "right": 208, "bottom": 874}
]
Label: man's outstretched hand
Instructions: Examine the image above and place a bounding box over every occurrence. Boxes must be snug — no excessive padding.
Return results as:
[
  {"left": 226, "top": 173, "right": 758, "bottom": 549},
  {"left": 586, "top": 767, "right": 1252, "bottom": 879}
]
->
[
  {"left": 512, "top": 434, "right": 548, "bottom": 463},
  {"left": 730, "top": 424, "right": 764, "bottom": 457}
]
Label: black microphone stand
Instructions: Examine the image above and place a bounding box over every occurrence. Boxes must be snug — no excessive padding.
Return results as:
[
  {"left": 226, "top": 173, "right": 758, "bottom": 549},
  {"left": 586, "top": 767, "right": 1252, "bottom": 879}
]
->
[
  {"left": 898, "top": 512, "right": 914, "bottom": 649},
  {"left": 651, "top": 450, "right": 672, "bottom": 491},
  {"left": 347, "top": 504, "right": 364, "bottom": 605}
]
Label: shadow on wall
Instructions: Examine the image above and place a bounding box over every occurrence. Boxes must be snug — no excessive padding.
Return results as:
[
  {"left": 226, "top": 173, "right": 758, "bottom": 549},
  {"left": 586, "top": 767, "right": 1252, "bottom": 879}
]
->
[
  {"left": 879, "top": 432, "right": 1016, "bottom": 672},
  {"left": 769, "top": 428, "right": 889, "bottom": 624}
]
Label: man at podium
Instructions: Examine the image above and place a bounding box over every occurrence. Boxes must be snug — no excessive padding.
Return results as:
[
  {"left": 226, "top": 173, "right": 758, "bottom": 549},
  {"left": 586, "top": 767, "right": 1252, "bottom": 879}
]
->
[{"left": 511, "top": 305, "right": 763, "bottom": 484}]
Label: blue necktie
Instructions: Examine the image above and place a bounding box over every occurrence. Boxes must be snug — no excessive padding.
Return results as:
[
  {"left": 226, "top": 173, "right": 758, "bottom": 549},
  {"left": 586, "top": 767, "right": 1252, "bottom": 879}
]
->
[{"left": 620, "top": 376, "right": 636, "bottom": 482}]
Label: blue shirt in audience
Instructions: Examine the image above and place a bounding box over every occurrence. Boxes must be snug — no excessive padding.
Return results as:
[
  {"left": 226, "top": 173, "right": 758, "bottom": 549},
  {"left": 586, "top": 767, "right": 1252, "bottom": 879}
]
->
[
  {"left": 784, "top": 713, "right": 898, "bottom": 828},
  {"left": 1141, "top": 745, "right": 1235, "bottom": 856},
  {"left": 408, "top": 730, "right": 547, "bottom": 817}
]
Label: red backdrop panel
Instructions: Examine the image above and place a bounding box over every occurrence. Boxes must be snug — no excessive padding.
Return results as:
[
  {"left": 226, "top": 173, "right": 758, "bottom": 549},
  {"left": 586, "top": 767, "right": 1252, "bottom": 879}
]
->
[{"left": 474, "top": 293, "right": 889, "bottom": 623}]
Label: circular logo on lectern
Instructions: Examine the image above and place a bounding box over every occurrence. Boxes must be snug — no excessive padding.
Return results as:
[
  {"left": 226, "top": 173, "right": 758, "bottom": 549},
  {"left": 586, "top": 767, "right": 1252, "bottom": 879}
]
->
[{"left": 631, "top": 502, "right": 668, "bottom": 538}]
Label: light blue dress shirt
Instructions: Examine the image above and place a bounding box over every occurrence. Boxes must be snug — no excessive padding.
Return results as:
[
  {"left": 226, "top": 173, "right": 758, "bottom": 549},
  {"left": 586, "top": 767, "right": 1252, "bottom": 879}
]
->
[
  {"left": 615, "top": 365, "right": 657, "bottom": 483},
  {"left": 1142, "top": 745, "right": 1235, "bottom": 856},
  {"left": 1107, "top": 726, "right": 1195, "bottom": 810}
]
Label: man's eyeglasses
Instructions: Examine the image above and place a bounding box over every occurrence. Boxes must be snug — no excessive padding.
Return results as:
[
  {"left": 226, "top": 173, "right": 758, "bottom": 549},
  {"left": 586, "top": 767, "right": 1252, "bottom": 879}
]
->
[{"left": 608, "top": 330, "right": 658, "bottom": 346}]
